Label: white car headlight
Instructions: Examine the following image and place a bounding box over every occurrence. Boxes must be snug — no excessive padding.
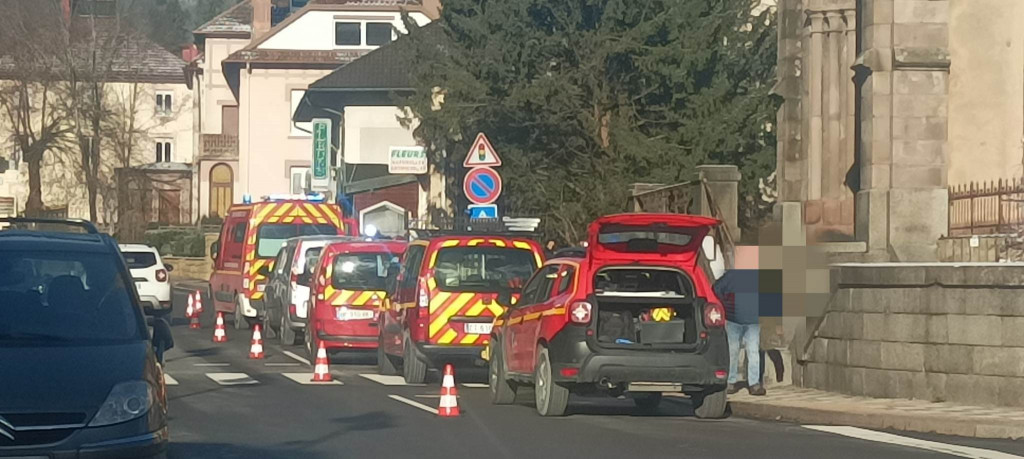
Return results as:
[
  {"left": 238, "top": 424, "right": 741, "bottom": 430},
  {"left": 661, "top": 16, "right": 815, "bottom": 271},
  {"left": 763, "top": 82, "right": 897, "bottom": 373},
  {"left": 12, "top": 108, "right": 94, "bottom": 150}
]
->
[{"left": 89, "top": 381, "right": 154, "bottom": 427}]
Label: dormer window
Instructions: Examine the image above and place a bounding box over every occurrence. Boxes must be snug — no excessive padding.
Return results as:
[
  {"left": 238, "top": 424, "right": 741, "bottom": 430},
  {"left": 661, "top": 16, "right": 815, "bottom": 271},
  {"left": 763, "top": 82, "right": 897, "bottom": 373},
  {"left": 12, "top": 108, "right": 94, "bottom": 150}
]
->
[
  {"left": 334, "top": 21, "right": 394, "bottom": 48},
  {"left": 335, "top": 22, "right": 362, "bottom": 46}
]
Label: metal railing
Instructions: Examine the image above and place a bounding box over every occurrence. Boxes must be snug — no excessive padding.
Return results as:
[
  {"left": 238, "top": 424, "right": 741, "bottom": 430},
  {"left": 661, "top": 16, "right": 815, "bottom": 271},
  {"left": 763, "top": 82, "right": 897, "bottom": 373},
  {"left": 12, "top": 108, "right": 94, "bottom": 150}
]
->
[{"left": 948, "top": 179, "right": 1024, "bottom": 236}]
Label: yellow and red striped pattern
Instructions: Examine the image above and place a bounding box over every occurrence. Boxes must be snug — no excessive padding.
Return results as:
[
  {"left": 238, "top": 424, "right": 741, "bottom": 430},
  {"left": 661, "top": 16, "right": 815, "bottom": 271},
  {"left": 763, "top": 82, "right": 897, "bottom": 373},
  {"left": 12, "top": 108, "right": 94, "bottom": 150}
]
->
[{"left": 243, "top": 201, "right": 344, "bottom": 300}]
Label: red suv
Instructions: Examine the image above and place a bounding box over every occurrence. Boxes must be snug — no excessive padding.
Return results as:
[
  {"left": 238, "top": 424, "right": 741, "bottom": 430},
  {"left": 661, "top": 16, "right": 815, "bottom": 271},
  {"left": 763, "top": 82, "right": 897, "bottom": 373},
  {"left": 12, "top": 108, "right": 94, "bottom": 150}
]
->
[{"left": 487, "top": 214, "right": 729, "bottom": 417}]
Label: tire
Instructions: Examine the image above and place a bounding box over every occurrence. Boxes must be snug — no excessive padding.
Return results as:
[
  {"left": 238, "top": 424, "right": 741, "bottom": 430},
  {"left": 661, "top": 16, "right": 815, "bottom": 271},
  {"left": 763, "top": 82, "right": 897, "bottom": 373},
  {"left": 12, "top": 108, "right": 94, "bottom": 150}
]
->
[
  {"left": 377, "top": 335, "right": 398, "bottom": 375},
  {"left": 402, "top": 339, "right": 427, "bottom": 384},
  {"left": 280, "top": 314, "right": 297, "bottom": 345},
  {"left": 534, "top": 346, "right": 569, "bottom": 417},
  {"left": 632, "top": 392, "right": 663, "bottom": 413},
  {"left": 489, "top": 342, "right": 517, "bottom": 405},
  {"left": 692, "top": 387, "right": 728, "bottom": 419}
]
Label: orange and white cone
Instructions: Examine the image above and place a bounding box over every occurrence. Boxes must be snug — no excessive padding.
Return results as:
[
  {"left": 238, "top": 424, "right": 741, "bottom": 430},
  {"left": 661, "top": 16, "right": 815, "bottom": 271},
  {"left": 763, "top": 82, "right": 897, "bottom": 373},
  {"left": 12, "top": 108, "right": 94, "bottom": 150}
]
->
[
  {"left": 312, "top": 341, "right": 332, "bottom": 382},
  {"left": 212, "top": 312, "right": 227, "bottom": 343},
  {"left": 249, "top": 324, "right": 265, "bottom": 359},
  {"left": 186, "top": 292, "right": 195, "bottom": 318},
  {"left": 194, "top": 290, "right": 204, "bottom": 314},
  {"left": 438, "top": 363, "right": 460, "bottom": 417}
]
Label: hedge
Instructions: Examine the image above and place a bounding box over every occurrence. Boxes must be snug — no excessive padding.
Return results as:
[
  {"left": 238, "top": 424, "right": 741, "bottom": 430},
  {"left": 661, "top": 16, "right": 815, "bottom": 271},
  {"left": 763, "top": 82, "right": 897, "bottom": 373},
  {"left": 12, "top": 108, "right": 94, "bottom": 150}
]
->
[{"left": 142, "top": 228, "right": 208, "bottom": 257}]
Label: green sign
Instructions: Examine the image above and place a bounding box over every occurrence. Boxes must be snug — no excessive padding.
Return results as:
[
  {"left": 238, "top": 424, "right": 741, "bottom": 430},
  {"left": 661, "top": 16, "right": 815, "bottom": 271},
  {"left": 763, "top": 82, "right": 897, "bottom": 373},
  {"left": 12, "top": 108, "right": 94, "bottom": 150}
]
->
[{"left": 311, "top": 118, "right": 331, "bottom": 191}]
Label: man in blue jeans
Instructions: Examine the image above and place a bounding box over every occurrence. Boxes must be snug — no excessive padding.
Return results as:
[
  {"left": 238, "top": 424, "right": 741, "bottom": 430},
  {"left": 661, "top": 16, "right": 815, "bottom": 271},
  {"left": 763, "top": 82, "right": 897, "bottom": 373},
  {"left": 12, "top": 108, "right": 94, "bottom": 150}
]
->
[{"left": 713, "top": 245, "right": 769, "bottom": 396}]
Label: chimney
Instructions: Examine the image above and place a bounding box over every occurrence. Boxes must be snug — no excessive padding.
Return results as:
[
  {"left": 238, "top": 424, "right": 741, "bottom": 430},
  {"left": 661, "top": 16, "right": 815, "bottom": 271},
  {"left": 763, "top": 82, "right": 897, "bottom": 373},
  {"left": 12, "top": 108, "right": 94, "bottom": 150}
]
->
[
  {"left": 251, "top": 0, "right": 272, "bottom": 41},
  {"left": 181, "top": 44, "right": 199, "bottom": 63}
]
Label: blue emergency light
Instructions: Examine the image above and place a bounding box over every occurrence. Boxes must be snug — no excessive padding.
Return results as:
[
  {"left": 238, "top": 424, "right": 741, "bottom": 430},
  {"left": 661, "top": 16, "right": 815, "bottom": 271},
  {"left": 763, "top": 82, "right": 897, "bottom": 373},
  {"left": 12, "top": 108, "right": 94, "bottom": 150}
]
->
[{"left": 242, "top": 194, "right": 252, "bottom": 204}]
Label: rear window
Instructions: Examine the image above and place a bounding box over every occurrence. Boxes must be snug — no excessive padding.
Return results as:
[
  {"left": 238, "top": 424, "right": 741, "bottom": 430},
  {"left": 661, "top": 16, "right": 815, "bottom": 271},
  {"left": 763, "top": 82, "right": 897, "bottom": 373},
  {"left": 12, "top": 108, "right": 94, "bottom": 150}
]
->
[
  {"left": 123, "top": 251, "right": 157, "bottom": 269},
  {"left": 301, "top": 247, "right": 323, "bottom": 274},
  {"left": 594, "top": 268, "right": 692, "bottom": 297},
  {"left": 0, "top": 251, "right": 144, "bottom": 343},
  {"left": 331, "top": 253, "right": 396, "bottom": 290},
  {"left": 433, "top": 247, "right": 538, "bottom": 293},
  {"left": 598, "top": 231, "right": 692, "bottom": 247},
  {"left": 257, "top": 224, "right": 337, "bottom": 258}
]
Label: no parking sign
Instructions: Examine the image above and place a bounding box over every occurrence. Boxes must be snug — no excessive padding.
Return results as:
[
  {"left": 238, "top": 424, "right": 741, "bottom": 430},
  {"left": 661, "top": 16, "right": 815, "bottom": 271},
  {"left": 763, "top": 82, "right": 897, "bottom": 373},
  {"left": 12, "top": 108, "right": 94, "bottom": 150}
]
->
[{"left": 463, "top": 167, "right": 502, "bottom": 205}]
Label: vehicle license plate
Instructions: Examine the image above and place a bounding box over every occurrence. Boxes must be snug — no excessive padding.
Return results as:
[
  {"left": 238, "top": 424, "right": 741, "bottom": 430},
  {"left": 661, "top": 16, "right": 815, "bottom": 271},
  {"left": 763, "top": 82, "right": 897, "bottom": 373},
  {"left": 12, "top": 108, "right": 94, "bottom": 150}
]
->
[
  {"left": 464, "top": 323, "right": 492, "bottom": 334},
  {"left": 336, "top": 308, "right": 374, "bottom": 321}
]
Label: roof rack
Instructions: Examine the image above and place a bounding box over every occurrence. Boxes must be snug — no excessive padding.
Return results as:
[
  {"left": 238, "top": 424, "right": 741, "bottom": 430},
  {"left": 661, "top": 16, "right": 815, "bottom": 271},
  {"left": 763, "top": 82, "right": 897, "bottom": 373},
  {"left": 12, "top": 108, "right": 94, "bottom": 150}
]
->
[
  {"left": 0, "top": 217, "right": 99, "bottom": 234},
  {"left": 407, "top": 229, "right": 539, "bottom": 240}
]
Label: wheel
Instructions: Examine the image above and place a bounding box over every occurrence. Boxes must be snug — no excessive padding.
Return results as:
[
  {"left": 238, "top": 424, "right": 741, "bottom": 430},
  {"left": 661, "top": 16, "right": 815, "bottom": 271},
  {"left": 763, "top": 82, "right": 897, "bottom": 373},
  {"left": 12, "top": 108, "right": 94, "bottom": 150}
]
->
[
  {"left": 632, "top": 392, "right": 663, "bottom": 413},
  {"left": 377, "top": 334, "right": 398, "bottom": 375},
  {"left": 402, "top": 338, "right": 427, "bottom": 384},
  {"left": 280, "top": 314, "right": 297, "bottom": 345},
  {"left": 489, "top": 341, "right": 517, "bottom": 405},
  {"left": 691, "top": 387, "right": 728, "bottom": 419},
  {"left": 534, "top": 346, "right": 569, "bottom": 416}
]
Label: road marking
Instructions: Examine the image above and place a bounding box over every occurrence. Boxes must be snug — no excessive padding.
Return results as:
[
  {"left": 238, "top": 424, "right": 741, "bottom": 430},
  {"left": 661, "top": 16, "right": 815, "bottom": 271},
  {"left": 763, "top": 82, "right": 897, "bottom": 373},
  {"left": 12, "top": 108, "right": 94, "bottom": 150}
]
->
[
  {"left": 282, "top": 350, "right": 311, "bottom": 366},
  {"left": 206, "top": 373, "right": 259, "bottom": 386},
  {"left": 804, "top": 426, "right": 1024, "bottom": 459},
  {"left": 463, "top": 383, "right": 489, "bottom": 388},
  {"left": 163, "top": 374, "right": 179, "bottom": 386},
  {"left": 194, "top": 363, "right": 231, "bottom": 367},
  {"left": 281, "top": 373, "right": 344, "bottom": 385},
  {"left": 388, "top": 394, "right": 438, "bottom": 415},
  {"left": 360, "top": 374, "right": 425, "bottom": 386},
  {"left": 265, "top": 363, "right": 301, "bottom": 367}
]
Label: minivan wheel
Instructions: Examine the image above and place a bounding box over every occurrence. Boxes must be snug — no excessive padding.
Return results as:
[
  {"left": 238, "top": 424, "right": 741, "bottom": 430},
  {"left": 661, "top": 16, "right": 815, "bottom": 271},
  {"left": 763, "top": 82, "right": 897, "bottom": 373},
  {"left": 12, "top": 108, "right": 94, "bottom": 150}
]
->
[
  {"left": 632, "top": 392, "right": 663, "bottom": 413},
  {"left": 280, "top": 314, "right": 297, "bottom": 345},
  {"left": 402, "top": 339, "right": 427, "bottom": 384},
  {"left": 535, "top": 346, "right": 569, "bottom": 416},
  {"left": 489, "top": 342, "right": 517, "bottom": 405},
  {"left": 691, "top": 386, "right": 728, "bottom": 419},
  {"left": 377, "top": 335, "right": 398, "bottom": 376}
]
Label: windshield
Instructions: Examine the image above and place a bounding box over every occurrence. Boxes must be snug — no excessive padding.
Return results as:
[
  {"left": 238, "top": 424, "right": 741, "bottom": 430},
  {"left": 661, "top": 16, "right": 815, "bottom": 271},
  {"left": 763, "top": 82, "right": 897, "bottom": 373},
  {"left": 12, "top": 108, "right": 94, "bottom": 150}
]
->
[
  {"left": 257, "top": 224, "right": 338, "bottom": 258},
  {"left": 331, "top": 253, "right": 394, "bottom": 290},
  {"left": 433, "top": 247, "right": 538, "bottom": 293},
  {"left": 122, "top": 251, "right": 157, "bottom": 269},
  {"left": 0, "top": 250, "right": 144, "bottom": 343}
]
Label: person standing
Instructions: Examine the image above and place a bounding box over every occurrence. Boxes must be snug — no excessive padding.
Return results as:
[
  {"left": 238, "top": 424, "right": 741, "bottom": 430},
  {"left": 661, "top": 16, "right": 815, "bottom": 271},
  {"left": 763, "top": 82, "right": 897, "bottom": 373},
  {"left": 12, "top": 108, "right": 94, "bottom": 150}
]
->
[{"left": 713, "top": 245, "right": 767, "bottom": 396}]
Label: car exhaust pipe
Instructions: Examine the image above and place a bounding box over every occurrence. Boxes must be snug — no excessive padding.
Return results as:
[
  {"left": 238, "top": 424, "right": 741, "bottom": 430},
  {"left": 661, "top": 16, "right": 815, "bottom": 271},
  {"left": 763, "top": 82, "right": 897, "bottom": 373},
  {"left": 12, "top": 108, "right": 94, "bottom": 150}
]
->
[{"left": 599, "top": 378, "right": 614, "bottom": 389}]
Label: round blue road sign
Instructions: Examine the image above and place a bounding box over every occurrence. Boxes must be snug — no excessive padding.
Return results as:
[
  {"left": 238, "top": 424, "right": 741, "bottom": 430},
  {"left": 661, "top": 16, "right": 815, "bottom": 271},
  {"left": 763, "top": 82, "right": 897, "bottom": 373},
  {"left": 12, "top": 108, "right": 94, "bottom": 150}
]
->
[{"left": 463, "top": 167, "right": 502, "bottom": 205}]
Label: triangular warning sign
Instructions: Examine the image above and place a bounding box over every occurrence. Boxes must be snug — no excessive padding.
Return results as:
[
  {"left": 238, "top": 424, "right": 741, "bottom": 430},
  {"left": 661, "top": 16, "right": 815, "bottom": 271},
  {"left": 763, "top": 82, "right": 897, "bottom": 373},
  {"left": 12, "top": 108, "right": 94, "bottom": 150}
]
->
[{"left": 463, "top": 132, "right": 502, "bottom": 167}]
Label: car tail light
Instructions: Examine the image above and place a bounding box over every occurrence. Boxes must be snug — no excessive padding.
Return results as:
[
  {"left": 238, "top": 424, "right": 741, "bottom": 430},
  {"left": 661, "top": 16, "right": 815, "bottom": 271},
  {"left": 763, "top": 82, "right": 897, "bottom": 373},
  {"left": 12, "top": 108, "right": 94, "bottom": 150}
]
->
[
  {"left": 418, "top": 275, "right": 431, "bottom": 310},
  {"left": 569, "top": 301, "right": 592, "bottom": 324},
  {"left": 704, "top": 302, "right": 725, "bottom": 328},
  {"left": 155, "top": 269, "right": 167, "bottom": 283},
  {"left": 560, "top": 367, "right": 579, "bottom": 378},
  {"left": 714, "top": 370, "right": 727, "bottom": 379},
  {"left": 289, "top": 304, "right": 296, "bottom": 316},
  {"left": 291, "top": 272, "right": 298, "bottom": 286}
]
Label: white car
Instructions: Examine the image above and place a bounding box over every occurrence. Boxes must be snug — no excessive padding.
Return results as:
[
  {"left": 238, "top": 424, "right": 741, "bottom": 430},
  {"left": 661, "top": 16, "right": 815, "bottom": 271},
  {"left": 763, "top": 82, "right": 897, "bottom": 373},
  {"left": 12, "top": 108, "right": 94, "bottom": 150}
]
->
[{"left": 119, "top": 244, "right": 173, "bottom": 316}]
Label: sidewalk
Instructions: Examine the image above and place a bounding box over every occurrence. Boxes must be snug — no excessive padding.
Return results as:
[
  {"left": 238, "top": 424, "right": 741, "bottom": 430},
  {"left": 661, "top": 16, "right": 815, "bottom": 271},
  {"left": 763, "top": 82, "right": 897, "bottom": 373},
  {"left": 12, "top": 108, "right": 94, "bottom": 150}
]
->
[{"left": 714, "top": 385, "right": 1024, "bottom": 440}]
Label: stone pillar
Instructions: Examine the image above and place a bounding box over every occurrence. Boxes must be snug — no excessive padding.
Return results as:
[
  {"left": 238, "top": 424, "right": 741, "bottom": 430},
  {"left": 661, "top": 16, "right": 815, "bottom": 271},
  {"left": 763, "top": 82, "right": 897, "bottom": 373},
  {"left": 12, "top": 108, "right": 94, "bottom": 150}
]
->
[
  {"left": 696, "top": 165, "right": 741, "bottom": 243},
  {"left": 807, "top": 12, "right": 826, "bottom": 201}
]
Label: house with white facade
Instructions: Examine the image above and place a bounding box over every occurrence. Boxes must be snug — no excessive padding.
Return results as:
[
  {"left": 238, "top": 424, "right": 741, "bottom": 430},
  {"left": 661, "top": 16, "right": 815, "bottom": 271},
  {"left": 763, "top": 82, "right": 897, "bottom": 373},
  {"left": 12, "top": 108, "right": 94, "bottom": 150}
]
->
[{"left": 215, "top": 0, "right": 437, "bottom": 214}]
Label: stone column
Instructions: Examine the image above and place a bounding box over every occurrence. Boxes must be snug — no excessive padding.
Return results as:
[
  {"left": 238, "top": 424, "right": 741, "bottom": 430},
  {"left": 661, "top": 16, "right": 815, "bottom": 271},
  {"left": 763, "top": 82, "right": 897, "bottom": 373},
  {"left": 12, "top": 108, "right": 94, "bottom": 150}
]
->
[
  {"left": 696, "top": 165, "right": 741, "bottom": 243},
  {"left": 807, "top": 11, "right": 826, "bottom": 201},
  {"left": 825, "top": 11, "right": 845, "bottom": 201}
]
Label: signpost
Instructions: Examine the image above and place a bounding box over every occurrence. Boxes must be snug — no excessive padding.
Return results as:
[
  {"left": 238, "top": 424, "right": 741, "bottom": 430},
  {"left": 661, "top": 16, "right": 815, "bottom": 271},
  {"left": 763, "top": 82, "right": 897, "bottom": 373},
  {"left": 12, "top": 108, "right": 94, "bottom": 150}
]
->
[
  {"left": 463, "top": 133, "right": 502, "bottom": 167},
  {"left": 463, "top": 167, "right": 502, "bottom": 205},
  {"left": 468, "top": 204, "right": 498, "bottom": 219},
  {"left": 311, "top": 118, "right": 331, "bottom": 192},
  {"left": 388, "top": 146, "right": 427, "bottom": 174},
  {"left": 463, "top": 132, "right": 504, "bottom": 224}
]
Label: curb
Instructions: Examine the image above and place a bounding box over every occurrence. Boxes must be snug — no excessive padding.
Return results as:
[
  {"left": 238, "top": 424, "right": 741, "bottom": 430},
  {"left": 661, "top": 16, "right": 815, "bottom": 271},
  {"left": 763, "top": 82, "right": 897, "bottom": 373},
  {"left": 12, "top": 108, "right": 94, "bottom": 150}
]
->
[{"left": 728, "top": 399, "right": 1024, "bottom": 440}]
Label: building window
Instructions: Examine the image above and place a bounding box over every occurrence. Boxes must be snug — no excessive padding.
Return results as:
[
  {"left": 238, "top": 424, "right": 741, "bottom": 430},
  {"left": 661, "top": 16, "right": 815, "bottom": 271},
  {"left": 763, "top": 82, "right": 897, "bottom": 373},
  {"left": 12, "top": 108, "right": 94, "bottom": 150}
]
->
[
  {"left": 334, "top": 22, "right": 361, "bottom": 46},
  {"left": 290, "top": 0, "right": 308, "bottom": 11},
  {"left": 155, "top": 140, "right": 173, "bottom": 162},
  {"left": 290, "top": 167, "right": 310, "bottom": 194},
  {"left": 156, "top": 91, "right": 173, "bottom": 115},
  {"left": 365, "top": 23, "right": 393, "bottom": 46},
  {"left": 290, "top": 90, "right": 312, "bottom": 136}
]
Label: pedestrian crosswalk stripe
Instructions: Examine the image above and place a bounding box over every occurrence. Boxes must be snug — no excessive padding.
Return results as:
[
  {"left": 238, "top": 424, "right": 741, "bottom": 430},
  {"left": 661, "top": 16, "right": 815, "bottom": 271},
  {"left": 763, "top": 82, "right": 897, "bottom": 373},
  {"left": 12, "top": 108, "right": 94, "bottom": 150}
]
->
[
  {"left": 463, "top": 383, "right": 488, "bottom": 388},
  {"left": 282, "top": 373, "right": 343, "bottom": 385},
  {"left": 164, "top": 374, "right": 179, "bottom": 386},
  {"left": 282, "top": 350, "right": 311, "bottom": 366},
  {"left": 360, "top": 374, "right": 424, "bottom": 386},
  {"left": 206, "top": 373, "right": 259, "bottom": 386}
]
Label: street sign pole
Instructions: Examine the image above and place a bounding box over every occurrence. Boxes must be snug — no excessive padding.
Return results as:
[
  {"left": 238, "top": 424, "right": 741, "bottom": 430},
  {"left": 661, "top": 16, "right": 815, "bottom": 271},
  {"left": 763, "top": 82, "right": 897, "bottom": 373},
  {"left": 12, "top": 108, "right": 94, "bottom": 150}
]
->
[{"left": 311, "top": 118, "right": 331, "bottom": 193}]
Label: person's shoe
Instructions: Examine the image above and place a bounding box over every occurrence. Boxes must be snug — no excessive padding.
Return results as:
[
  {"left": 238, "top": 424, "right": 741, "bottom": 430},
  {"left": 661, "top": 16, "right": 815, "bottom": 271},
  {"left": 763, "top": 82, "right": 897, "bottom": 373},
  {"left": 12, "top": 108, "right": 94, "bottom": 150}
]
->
[
  {"left": 726, "top": 384, "right": 740, "bottom": 395},
  {"left": 748, "top": 384, "right": 767, "bottom": 396}
]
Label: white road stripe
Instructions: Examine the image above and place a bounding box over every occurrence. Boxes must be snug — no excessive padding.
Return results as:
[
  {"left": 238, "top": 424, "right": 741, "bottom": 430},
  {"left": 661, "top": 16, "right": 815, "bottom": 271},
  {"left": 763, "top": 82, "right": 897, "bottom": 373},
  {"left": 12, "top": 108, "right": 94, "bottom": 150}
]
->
[
  {"left": 194, "top": 363, "right": 231, "bottom": 367},
  {"left": 282, "top": 350, "right": 311, "bottom": 366},
  {"left": 163, "top": 374, "right": 179, "bottom": 386},
  {"left": 463, "top": 383, "right": 489, "bottom": 388},
  {"left": 360, "top": 374, "right": 425, "bottom": 386},
  {"left": 804, "top": 426, "right": 1024, "bottom": 459},
  {"left": 265, "top": 363, "right": 301, "bottom": 367},
  {"left": 388, "top": 394, "right": 438, "bottom": 415},
  {"left": 281, "top": 373, "right": 344, "bottom": 385},
  {"left": 206, "top": 373, "right": 259, "bottom": 386}
]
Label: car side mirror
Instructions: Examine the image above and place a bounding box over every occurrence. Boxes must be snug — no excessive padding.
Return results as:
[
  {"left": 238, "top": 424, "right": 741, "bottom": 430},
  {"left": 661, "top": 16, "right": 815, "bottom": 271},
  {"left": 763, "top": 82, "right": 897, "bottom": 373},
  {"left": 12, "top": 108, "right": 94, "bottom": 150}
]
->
[
  {"left": 257, "top": 265, "right": 272, "bottom": 277},
  {"left": 496, "top": 287, "right": 512, "bottom": 308},
  {"left": 149, "top": 317, "right": 174, "bottom": 364},
  {"left": 164, "top": 263, "right": 174, "bottom": 272},
  {"left": 210, "top": 241, "right": 220, "bottom": 261}
]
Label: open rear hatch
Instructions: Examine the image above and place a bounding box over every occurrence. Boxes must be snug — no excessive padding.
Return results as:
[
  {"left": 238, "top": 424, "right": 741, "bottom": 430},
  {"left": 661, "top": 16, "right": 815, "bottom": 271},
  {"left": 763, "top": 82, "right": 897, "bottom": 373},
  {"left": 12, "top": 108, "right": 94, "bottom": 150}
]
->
[{"left": 587, "top": 214, "right": 718, "bottom": 350}]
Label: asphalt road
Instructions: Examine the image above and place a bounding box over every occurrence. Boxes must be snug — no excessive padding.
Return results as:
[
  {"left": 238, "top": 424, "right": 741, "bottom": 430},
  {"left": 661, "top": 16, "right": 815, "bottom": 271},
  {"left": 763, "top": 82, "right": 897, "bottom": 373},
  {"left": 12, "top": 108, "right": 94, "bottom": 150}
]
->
[{"left": 164, "top": 286, "right": 1024, "bottom": 459}]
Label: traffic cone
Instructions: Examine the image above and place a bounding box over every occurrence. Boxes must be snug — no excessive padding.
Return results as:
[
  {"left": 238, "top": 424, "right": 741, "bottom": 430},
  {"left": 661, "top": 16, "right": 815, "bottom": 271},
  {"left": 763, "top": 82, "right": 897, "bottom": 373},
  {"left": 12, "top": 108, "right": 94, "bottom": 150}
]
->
[
  {"left": 438, "top": 363, "right": 460, "bottom": 417},
  {"left": 212, "top": 312, "right": 227, "bottom": 343},
  {"left": 186, "top": 292, "right": 195, "bottom": 317},
  {"left": 189, "top": 313, "right": 201, "bottom": 330},
  {"left": 194, "top": 290, "right": 204, "bottom": 314},
  {"left": 312, "top": 341, "right": 332, "bottom": 382},
  {"left": 249, "top": 324, "right": 265, "bottom": 359}
]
